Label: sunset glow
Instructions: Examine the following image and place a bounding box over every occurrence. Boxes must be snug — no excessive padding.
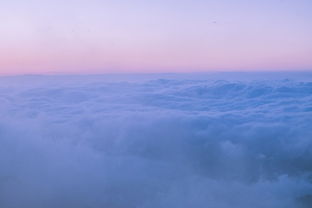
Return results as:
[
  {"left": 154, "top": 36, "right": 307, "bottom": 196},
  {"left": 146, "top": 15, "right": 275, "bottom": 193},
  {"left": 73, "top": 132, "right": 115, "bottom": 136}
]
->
[{"left": 1, "top": 0, "right": 311, "bottom": 74}]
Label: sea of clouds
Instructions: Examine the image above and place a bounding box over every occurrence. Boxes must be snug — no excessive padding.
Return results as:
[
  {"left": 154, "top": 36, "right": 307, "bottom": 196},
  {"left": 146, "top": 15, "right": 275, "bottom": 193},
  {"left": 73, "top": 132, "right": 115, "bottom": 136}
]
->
[{"left": 0, "top": 72, "right": 312, "bottom": 208}]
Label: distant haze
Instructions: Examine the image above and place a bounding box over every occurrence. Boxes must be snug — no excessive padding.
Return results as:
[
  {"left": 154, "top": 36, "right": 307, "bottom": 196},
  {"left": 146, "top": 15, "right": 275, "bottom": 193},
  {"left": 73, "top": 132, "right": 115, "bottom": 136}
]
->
[{"left": 0, "top": 0, "right": 312, "bottom": 74}]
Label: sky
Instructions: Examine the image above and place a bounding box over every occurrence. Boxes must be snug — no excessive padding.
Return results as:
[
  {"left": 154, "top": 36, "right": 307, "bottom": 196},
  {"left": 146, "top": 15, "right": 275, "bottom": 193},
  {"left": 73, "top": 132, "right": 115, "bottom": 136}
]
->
[{"left": 0, "top": 0, "right": 311, "bottom": 74}]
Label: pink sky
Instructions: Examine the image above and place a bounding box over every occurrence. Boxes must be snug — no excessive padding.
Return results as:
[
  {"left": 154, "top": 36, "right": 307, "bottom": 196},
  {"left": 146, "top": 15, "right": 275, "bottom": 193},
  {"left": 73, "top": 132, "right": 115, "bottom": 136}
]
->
[{"left": 1, "top": 0, "right": 311, "bottom": 75}]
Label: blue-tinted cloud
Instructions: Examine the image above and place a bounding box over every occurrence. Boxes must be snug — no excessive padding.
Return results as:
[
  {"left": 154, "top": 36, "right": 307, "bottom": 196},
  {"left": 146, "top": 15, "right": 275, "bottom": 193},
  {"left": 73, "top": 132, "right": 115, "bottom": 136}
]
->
[{"left": 0, "top": 73, "right": 312, "bottom": 208}]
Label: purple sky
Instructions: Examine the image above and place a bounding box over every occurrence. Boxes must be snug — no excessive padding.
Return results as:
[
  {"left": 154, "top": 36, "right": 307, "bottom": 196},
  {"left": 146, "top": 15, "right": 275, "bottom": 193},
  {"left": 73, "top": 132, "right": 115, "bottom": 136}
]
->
[{"left": 0, "top": 0, "right": 311, "bottom": 74}]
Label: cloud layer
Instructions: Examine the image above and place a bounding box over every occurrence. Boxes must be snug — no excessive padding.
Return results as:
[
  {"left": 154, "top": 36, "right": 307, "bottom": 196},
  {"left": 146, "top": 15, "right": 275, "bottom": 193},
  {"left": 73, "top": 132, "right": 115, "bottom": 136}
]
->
[{"left": 0, "top": 74, "right": 312, "bottom": 208}]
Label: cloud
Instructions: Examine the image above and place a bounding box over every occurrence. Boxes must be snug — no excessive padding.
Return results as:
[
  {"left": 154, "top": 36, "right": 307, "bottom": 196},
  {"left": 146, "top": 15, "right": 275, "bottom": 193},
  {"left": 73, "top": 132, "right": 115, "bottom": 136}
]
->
[{"left": 0, "top": 74, "right": 312, "bottom": 208}]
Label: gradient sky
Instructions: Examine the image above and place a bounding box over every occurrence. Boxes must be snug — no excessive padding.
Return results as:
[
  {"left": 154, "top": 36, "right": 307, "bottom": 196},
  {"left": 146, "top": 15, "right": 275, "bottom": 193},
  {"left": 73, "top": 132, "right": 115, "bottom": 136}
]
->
[{"left": 0, "top": 0, "right": 311, "bottom": 74}]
